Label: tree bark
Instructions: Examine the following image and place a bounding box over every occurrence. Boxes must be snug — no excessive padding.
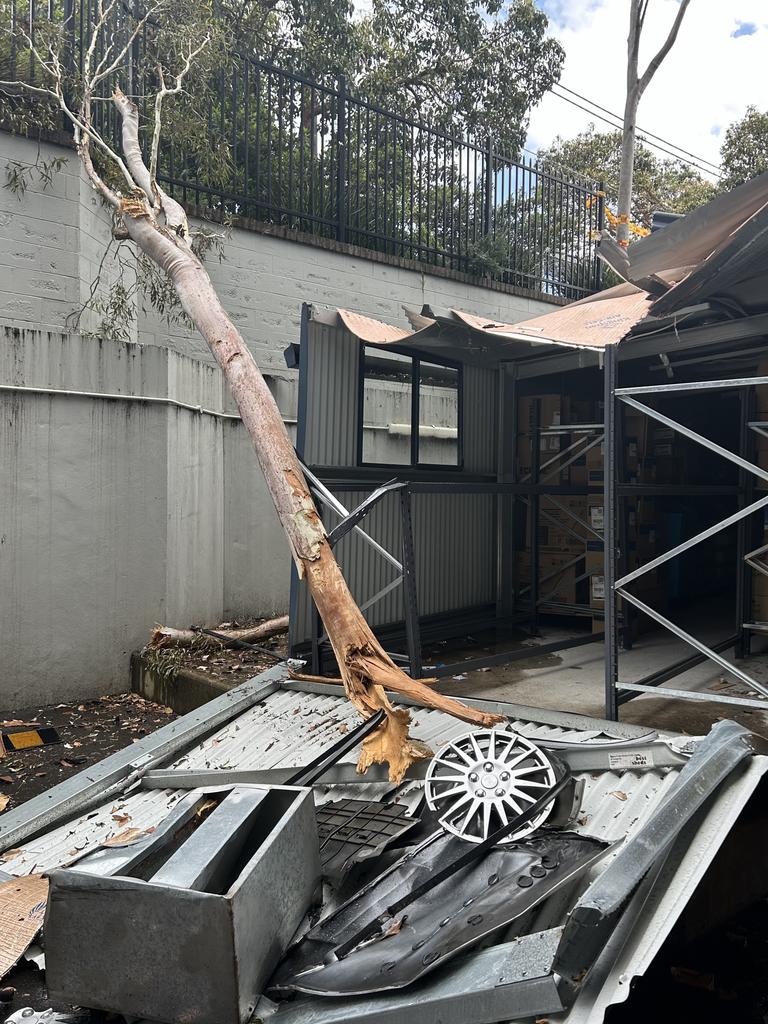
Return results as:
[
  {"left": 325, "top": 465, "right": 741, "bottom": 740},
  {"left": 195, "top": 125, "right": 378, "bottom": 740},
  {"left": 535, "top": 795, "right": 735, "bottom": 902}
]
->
[{"left": 111, "top": 98, "right": 502, "bottom": 781}]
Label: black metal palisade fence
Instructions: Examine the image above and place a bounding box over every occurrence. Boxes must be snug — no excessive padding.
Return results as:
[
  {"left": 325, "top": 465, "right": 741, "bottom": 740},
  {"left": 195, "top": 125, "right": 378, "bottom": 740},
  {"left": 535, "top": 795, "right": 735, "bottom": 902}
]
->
[{"left": 1, "top": 0, "right": 605, "bottom": 299}]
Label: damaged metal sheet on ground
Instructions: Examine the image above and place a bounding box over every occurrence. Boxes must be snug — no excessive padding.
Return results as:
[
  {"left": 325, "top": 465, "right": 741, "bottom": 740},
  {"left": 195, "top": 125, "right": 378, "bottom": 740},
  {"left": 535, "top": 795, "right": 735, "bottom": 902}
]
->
[{"left": 1, "top": 671, "right": 767, "bottom": 1024}]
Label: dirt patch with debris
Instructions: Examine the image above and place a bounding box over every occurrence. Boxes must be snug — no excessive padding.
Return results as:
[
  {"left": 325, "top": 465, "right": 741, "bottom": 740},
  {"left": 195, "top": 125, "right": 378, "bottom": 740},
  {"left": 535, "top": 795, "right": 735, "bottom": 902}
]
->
[
  {"left": 0, "top": 693, "right": 177, "bottom": 814},
  {"left": 144, "top": 619, "right": 288, "bottom": 686}
]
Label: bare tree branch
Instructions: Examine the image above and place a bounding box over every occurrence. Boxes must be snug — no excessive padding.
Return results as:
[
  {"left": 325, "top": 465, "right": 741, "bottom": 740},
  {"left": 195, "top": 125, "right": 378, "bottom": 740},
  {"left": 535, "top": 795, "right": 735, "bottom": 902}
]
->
[
  {"left": 83, "top": 0, "right": 118, "bottom": 83},
  {"left": 149, "top": 35, "right": 210, "bottom": 182},
  {"left": 638, "top": 0, "right": 691, "bottom": 96},
  {"left": 91, "top": 3, "right": 163, "bottom": 85}
]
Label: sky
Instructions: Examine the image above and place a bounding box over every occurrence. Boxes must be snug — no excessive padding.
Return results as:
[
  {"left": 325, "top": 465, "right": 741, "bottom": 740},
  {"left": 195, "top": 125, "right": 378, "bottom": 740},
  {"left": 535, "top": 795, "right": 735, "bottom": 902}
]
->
[{"left": 527, "top": 0, "right": 768, "bottom": 182}]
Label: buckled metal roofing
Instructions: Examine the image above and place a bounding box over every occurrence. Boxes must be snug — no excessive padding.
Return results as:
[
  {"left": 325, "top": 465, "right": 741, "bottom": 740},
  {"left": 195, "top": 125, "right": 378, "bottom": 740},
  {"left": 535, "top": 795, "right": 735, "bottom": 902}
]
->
[
  {"left": 598, "top": 169, "right": 768, "bottom": 318},
  {"left": 313, "top": 287, "right": 654, "bottom": 369},
  {"left": 1, "top": 668, "right": 766, "bottom": 1024}
]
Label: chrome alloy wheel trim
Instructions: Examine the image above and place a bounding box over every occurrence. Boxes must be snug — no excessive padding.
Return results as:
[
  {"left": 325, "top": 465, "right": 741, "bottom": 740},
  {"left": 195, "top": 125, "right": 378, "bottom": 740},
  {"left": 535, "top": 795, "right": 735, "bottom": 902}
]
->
[{"left": 424, "top": 728, "right": 557, "bottom": 844}]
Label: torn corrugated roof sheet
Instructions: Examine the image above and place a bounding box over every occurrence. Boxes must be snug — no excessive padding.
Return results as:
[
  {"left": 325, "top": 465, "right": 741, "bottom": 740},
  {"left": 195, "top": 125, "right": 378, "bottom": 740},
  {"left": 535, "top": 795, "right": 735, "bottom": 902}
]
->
[
  {"left": 598, "top": 169, "right": 768, "bottom": 318},
  {"left": 449, "top": 284, "right": 654, "bottom": 349},
  {"left": 315, "top": 288, "right": 654, "bottom": 366}
]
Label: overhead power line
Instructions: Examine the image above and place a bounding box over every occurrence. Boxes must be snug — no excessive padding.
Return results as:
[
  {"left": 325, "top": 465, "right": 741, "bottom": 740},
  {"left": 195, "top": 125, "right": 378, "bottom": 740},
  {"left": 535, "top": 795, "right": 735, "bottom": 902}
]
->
[
  {"left": 555, "top": 83, "right": 722, "bottom": 172},
  {"left": 548, "top": 87, "right": 722, "bottom": 179}
]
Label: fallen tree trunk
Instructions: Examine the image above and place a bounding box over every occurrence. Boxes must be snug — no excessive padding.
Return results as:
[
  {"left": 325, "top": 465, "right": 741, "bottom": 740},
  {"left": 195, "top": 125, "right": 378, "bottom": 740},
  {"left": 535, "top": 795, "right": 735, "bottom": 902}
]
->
[
  {"left": 107, "top": 95, "right": 503, "bottom": 782},
  {"left": 1, "top": 33, "right": 504, "bottom": 782},
  {"left": 150, "top": 616, "right": 289, "bottom": 649}
]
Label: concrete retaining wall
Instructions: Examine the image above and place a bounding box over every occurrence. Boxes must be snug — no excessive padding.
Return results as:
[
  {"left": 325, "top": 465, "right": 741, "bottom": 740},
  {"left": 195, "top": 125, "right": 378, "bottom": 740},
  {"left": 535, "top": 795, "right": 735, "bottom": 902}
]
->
[{"left": 0, "top": 132, "right": 559, "bottom": 705}]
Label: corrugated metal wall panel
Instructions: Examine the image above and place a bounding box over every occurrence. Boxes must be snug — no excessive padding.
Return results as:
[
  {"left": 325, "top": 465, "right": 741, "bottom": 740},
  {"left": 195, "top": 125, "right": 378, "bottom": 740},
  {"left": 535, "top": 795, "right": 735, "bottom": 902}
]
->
[
  {"left": 293, "top": 319, "right": 500, "bottom": 649},
  {"left": 463, "top": 364, "right": 498, "bottom": 473},
  {"left": 292, "top": 489, "right": 496, "bottom": 646},
  {"left": 304, "top": 321, "right": 359, "bottom": 467},
  {"left": 304, "top": 323, "right": 498, "bottom": 475}
]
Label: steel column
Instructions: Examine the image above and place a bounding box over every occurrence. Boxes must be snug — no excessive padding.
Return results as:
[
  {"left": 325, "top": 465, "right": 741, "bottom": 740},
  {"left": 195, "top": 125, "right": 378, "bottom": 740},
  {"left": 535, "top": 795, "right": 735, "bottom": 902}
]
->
[
  {"left": 603, "top": 347, "right": 619, "bottom": 720},
  {"left": 400, "top": 485, "right": 423, "bottom": 679},
  {"left": 530, "top": 399, "right": 541, "bottom": 636},
  {"left": 736, "top": 386, "right": 754, "bottom": 657}
]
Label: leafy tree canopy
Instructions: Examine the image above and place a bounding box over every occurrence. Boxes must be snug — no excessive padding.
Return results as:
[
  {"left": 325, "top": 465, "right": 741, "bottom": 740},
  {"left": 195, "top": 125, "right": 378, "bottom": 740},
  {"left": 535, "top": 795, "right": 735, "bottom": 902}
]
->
[
  {"left": 538, "top": 124, "right": 716, "bottom": 233},
  {"left": 719, "top": 106, "right": 768, "bottom": 192},
  {"left": 159, "top": 0, "right": 564, "bottom": 153}
]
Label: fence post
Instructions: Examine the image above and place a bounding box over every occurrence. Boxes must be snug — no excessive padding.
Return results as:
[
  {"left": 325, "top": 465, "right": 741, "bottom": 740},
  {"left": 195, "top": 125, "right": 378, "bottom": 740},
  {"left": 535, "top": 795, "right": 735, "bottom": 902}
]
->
[
  {"left": 483, "top": 136, "right": 494, "bottom": 237},
  {"left": 336, "top": 74, "right": 347, "bottom": 243},
  {"left": 595, "top": 178, "right": 606, "bottom": 290}
]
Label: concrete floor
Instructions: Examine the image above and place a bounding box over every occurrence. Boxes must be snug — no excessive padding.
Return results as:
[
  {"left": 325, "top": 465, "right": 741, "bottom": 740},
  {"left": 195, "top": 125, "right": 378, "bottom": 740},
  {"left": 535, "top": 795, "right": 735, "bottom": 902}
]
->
[{"left": 430, "top": 605, "right": 768, "bottom": 738}]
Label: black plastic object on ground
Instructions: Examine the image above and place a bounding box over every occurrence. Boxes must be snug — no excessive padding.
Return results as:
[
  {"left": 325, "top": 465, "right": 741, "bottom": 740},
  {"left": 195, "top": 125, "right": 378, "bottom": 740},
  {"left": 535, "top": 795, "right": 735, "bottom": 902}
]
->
[
  {"left": 315, "top": 799, "right": 419, "bottom": 885},
  {"left": 280, "top": 830, "right": 609, "bottom": 995}
]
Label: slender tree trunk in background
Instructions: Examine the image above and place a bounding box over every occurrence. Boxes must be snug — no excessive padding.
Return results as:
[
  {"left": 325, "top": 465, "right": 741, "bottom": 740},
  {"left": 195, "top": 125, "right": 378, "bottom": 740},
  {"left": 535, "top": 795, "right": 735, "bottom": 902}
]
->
[
  {"left": 616, "top": 88, "right": 639, "bottom": 247},
  {"left": 616, "top": 0, "right": 691, "bottom": 247}
]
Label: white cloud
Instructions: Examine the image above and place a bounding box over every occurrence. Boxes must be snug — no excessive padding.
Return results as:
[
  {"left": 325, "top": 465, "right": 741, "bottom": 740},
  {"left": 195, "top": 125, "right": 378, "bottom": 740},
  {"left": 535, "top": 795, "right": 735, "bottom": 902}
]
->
[{"left": 527, "top": 0, "right": 768, "bottom": 181}]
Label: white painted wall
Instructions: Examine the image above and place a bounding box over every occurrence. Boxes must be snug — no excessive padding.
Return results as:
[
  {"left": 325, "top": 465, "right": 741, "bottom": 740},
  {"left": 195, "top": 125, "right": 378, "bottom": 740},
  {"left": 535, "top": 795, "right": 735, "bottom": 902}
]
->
[{"left": 0, "top": 132, "right": 559, "bottom": 704}]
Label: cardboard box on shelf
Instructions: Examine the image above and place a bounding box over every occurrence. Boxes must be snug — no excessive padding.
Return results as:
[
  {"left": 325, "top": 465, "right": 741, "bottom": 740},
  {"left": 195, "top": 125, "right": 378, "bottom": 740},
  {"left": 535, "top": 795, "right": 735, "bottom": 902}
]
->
[
  {"left": 586, "top": 540, "right": 604, "bottom": 608},
  {"left": 587, "top": 496, "right": 604, "bottom": 532},
  {"left": 537, "top": 524, "right": 585, "bottom": 551},
  {"left": 624, "top": 435, "right": 641, "bottom": 471},
  {"left": 643, "top": 456, "right": 684, "bottom": 485},
  {"left": 543, "top": 565, "right": 579, "bottom": 604},
  {"left": 518, "top": 395, "right": 564, "bottom": 435},
  {"left": 515, "top": 549, "right": 583, "bottom": 580},
  {"left": 586, "top": 442, "right": 604, "bottom": 467},
  {"left": 542, "top": 496, "right": 588, "bottom": 527}
]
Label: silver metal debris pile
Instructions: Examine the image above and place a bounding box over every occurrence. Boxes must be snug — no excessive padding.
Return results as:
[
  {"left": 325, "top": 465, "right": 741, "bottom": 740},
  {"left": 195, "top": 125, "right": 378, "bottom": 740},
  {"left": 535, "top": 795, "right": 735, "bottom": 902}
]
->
[{"left": 0, "top": 668, "right": 766, "bottom": 1024}]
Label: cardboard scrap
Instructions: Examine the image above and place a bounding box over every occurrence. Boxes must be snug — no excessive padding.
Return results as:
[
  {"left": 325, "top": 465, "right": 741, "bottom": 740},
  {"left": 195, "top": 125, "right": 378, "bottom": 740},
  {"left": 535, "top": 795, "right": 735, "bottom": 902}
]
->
[{"left": 0, "top": 874, "right": 48, "bottom": 980}]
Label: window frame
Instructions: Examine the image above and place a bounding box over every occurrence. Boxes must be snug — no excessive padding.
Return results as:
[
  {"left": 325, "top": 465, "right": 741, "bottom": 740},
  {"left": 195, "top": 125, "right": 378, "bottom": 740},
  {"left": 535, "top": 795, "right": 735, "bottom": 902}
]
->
[{"left": 356, "top": 342, "right": 464, "bottom": 471}]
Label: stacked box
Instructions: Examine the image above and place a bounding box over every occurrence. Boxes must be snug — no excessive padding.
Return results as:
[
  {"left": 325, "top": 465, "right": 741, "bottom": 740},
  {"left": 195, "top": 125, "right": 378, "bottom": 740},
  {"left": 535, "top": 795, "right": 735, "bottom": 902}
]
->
[{"left": 513, "top": 390, "right": 673, "bottom": 630}]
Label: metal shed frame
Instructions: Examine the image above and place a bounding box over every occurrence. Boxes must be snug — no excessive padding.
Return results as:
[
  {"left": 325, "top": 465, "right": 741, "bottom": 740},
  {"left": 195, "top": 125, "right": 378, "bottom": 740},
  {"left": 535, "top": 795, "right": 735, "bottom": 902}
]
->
[
  {"left": 290, "top": 301, "right": 768, "bottom": 722},
  {"left": 602, "top": 350, "right": 768, "bottom": 719}
]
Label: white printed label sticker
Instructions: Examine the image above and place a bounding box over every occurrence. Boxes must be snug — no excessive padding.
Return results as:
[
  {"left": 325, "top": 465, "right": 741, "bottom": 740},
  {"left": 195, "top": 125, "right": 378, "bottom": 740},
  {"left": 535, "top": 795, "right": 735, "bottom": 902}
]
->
[{"left": 607, "top": 750, "right": 654, "bottom": 769}]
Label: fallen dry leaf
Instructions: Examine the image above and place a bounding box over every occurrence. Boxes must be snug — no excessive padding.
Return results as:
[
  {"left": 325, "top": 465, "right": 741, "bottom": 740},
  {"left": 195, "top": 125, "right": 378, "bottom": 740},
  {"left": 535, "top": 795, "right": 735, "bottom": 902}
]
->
[
  {"left": 384, "top": 917, "right": 405, "bottom": 937},
  {"left": 0, "top": 795, "right": 9, "bottom": 814},
  {"left": 338, "top": 723, "right": 349, "bottom": 734},
  {"left": 102, "top": 827, "right": 145, "bottom": 847},
  {"left": 0, "top": 850, "right": 22, "bottom": 863},
  {"left": 610, "top": 791, "right": 628, "bottom": 801},
  {"left": 111, "top": 812, "right": 132, "bottom": 826},
  {"left": 0, "top": 776, "right": 12, "bottom": 785},
  {"left": 0, "top": 721, "right": 39, "bottom": 728}
]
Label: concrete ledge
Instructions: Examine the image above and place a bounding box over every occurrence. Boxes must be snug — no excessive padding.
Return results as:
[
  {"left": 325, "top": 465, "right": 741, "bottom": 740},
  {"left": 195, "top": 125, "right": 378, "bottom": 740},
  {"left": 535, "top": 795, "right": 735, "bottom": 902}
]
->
[{"left": 130, "top": 652, "right": 236, "bottom": 715}]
